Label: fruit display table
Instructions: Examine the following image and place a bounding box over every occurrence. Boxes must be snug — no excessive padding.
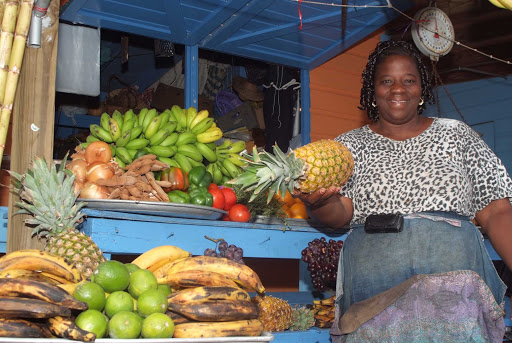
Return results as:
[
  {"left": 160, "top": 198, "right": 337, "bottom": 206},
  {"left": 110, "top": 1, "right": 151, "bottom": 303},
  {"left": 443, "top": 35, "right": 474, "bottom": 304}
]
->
[{"left": 0, "top": 206, "right": 510, "bottom": 342}]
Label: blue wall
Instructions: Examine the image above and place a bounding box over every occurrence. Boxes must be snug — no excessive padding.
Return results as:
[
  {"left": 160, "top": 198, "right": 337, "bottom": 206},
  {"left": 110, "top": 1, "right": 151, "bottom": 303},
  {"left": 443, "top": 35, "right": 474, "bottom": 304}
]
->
[{"left": 423, "top": 77, "right": 512, "bottom": 175}]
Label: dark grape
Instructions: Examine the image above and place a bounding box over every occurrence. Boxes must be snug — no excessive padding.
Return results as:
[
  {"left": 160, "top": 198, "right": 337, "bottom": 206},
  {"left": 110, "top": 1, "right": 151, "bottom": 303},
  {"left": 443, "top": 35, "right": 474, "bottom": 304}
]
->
[
  {"left": 218, "top": 240, "right": 228, "bottom": 252},
  {"left": 301, "top": 238, "right": 343, "bottom": 291},
  {"left": 204, "top": 239, "right": 244, "bottom": 263}
]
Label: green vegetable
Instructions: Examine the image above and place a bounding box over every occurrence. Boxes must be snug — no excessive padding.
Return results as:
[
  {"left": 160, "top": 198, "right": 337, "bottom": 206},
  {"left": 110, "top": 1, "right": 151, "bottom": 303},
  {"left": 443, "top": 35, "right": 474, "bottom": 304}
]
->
[
  {"left": 188, "top": 184, "right": 213, "bottom": 207},
  {"left": 188, "top": 165, "right": 213, "bottom": 188},
  {"left": 167, "top": 190, "right": 191, "bottom": 204}
]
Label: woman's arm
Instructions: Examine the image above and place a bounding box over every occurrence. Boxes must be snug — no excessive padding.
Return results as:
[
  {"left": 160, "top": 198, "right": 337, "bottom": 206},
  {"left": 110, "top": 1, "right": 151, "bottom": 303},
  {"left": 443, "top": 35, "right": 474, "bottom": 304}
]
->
[
  {"left": 295, "top": 188, "right": 354, "bottom": 229},
  {"left": 475, "top": 198, "right": 512, "bottom": 270}
]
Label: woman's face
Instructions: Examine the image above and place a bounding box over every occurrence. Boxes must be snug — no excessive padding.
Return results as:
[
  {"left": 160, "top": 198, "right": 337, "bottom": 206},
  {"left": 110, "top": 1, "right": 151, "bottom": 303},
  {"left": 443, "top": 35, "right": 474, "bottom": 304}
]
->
[{"left": 373, "top": 54, "right": 422, "bottom": 124}]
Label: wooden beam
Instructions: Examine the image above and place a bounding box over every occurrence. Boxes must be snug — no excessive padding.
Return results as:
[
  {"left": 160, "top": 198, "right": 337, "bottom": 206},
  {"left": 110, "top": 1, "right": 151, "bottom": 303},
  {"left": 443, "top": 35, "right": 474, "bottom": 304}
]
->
[{"left": 7, "top": 0, "right": 59, "bottom": 252}]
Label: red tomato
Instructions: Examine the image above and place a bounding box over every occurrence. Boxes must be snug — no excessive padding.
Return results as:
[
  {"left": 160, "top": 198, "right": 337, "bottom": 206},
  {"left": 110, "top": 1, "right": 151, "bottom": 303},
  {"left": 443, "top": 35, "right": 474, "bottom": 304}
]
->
[
  {"left": 228, "top": 204, "right": 250, "bottom": 222},
  {"left": 209, "top": 187, "right": 225, "bottom": 210},
  {"left": 208, "top": 183, "right": 219, "bottom": 192},
  {"left": 220, "top": 187, "right": 237, "bottom": 211}
]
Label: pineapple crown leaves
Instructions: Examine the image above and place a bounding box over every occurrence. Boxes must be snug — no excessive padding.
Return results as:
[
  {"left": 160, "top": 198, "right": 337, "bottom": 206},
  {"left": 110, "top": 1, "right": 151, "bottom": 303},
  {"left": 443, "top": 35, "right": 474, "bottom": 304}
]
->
[
  {"left": 230, "top": 145, "right": 305, "bottom": 203},
  {"left": 9, "top": 153, "right": 86, "bottom": 238}
]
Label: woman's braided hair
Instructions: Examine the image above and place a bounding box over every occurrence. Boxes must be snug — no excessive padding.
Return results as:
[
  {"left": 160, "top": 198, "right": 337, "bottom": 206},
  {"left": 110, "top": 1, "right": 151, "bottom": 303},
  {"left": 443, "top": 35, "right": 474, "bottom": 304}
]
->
[{"left": 359, "top": 40, "right": 435, "bottom": 122}]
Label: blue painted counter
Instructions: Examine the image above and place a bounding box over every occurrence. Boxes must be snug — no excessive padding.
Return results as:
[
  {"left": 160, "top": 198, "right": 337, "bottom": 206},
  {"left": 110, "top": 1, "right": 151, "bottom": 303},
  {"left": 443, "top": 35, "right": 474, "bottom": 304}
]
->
[{"left": 0, "top": 206, "right": 510, "bottom": 341}]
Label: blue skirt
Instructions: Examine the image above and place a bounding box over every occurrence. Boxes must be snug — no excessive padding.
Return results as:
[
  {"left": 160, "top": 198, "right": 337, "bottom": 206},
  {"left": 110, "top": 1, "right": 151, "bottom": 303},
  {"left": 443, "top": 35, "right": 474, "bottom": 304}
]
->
[{"left": 336, "top": 212, "right": 507, "bottom": 317}]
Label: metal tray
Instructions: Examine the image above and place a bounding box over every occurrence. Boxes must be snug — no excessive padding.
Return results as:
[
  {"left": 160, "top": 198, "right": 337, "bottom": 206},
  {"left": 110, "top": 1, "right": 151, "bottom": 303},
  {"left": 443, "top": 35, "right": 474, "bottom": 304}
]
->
[
  {"left": 77, "top": 199, "right": 227, "bottom": 220},
  {"left": 0, "top": 332, "right": 274, "bottom": 343}
]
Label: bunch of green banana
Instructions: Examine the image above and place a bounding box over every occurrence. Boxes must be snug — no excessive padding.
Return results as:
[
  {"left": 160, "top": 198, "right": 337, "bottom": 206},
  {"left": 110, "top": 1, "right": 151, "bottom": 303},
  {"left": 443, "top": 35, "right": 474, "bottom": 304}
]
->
[
  {"left": 206, "top": 139, "right": 247, "bottom": 184},
  {"left": 87, "top": 106, "right": 225, "bottom": 172}
]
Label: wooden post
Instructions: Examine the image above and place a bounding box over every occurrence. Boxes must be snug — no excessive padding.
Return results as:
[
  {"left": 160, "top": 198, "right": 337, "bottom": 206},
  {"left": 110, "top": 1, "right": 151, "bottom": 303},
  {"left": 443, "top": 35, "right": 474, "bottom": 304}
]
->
[{"left": 6, "top": 0, "right": 59, "bottom": 252}]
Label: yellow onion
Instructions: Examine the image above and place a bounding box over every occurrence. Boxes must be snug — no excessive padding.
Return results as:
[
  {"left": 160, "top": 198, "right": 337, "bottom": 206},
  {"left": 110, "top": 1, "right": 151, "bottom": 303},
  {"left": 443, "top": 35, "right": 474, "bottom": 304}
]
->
[
  {"left": 79, "top": 182, "right": 109, "bottom": 199},
  {"left": 66, "top": 159, "right": 88, "bottom": 183},
  {"left": 85, "top": 141, "right": 112, "bottom": 164},
  {"left": 86, "top": 161, "right": 115, "bottom": 183}
]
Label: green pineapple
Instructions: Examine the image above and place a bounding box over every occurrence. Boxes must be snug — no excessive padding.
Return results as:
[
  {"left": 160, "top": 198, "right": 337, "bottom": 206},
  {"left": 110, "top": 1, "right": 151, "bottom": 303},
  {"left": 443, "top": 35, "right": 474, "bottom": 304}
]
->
[
  {"left": 9, "top": 155, "right": 106, "bottom": 279},
  {"left": 289, "top": 305, "right": 315, "bottom": 331},
  {"left": 230, "top": 140, "right": 354, "bottom": 203}
]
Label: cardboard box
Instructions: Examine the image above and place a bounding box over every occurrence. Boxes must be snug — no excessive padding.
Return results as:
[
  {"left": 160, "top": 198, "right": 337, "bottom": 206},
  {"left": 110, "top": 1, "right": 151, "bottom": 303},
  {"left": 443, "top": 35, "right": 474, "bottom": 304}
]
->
[{"left": 151, "top": 83, "right": 214, "bottom": 114}]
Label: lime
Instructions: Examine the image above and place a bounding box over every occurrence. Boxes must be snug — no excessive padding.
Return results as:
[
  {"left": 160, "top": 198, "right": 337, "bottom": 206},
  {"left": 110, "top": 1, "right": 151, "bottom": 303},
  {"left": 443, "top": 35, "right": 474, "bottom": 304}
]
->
[
  {"left": 125, "top": 263, "right": 140, "bottom": 275},
  {"left": 157, "top": 284, "right": 173, "bottom": 297},
  {"left": 91, "top": 260, "right": 130, "bottom": 293},
  {"left": 137, "top": 289, "right": 168, "bottom": 318},
  {"left": 104, "top": 291, "right": 134, "bottom": 319},
  {"left": 108, "top": 311, "right": 142, "bottom": 339},
  {"left": 141, "top": 313, "right": 175, "bottom": 338},
  {"left": 73, "top": 282, "right": 106, "bottom": 311},
  {"left": 75, "top": 309, "right": 108, "bottom": 338},
  {"left": 128, "top": 269, "right": 158, "bottom": 299}
]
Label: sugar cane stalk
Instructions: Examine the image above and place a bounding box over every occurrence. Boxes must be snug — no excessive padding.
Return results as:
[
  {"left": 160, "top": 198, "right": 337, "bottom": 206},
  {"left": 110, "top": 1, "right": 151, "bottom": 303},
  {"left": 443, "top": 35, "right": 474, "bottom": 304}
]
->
[
  {"left": 0, "top": 1, "right": 7, "bottom": 25},
  {"left": 0, "top": 1, "right": 19, "bottom": 105},
  {"left": 0, "top": 0, "right": 32, "bottom": 161}
]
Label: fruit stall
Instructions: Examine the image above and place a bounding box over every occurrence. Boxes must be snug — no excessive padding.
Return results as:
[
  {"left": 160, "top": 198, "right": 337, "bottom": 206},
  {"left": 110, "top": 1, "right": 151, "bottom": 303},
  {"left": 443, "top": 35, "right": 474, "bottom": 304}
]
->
[{"left": 1, "top": 0, "right": 512, "bottom": 342}]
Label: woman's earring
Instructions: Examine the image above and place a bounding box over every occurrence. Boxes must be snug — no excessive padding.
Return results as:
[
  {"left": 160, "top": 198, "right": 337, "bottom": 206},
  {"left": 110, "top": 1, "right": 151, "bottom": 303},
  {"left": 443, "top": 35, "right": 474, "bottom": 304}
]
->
[
  {"left": 371, "top": 101, "right": 377, "bottom": 108},
  {"left": 419, "top": 98, "right": 424, "bottom": 106}
]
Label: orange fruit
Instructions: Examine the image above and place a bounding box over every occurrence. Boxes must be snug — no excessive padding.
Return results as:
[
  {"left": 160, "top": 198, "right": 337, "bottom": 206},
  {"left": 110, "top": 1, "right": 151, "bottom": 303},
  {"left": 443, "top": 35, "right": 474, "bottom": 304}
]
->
[
  {"left": 288, "top": 202, "right": 308, "bottom": 219},
  {"left": 274, "top": 190, "right": 294, "bottom": 206}
]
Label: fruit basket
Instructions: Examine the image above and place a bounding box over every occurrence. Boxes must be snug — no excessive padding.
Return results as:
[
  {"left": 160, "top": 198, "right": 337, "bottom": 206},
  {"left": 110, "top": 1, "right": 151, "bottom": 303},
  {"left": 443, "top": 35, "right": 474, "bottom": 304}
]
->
[{"left": 0, "top": 332, "right": 274, "bottom": 342}]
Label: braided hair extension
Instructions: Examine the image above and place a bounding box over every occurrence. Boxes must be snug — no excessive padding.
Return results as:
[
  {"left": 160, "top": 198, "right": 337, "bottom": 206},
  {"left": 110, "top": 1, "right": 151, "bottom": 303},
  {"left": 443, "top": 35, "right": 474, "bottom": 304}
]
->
[{"left": 359, "top": 40, "right": 435, "bottom": 122}]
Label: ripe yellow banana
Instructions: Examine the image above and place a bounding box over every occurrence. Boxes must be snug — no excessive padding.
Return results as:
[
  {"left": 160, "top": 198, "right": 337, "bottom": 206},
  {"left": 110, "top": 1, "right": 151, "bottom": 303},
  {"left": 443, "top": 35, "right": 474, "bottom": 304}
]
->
[
  {"left": 0, "top": 268, "right": 59, "bottom": 284},
  {"left": 167, "top": 256, "right": 265, "bottom": 293},
  {"left": 185, "top": 107, "right": 198, "bottom": 130},
  {"left": 168, "top": 286, "right": 250, "bottom": 305},
  {"left": 159, "top": 269, "right": 239, "bottom": 288},
  {"left": 168, "top": 299, "right": 259, "bottom": 322},
  {"left": 0, "top": 278, "right": 87, "bottom": 310},
  {"left": 0, "top": 296, "right": 71, "bottom": 318},
  {"left": 196, "top": 127, "right": 223, "bottom": 144},
  {"left": 498, "top": 0, "right": 512, "bottom": 9},
  {"left": 0, "top": 249, "right": 82, "bottom": 283},
  {"left": 0, "top": 318, "right": 52, "bottom": 338},
  {"left": 131, "top": 245, "right": 191, "bottom": 271},
  {"left": 153, "top": 257, "right": 188, "bottom": 281},
  {"left": 173, "top": 319, "right": 264, "bottom": 338},
  {"left": 189, "top": 109, "right": 209, "bottom": 129},
  {"left": 313, "top": 295, "right": 336, "bottom": 306},
  {"left": 47, "top": 316, "right": 96, "bottom": 342}
]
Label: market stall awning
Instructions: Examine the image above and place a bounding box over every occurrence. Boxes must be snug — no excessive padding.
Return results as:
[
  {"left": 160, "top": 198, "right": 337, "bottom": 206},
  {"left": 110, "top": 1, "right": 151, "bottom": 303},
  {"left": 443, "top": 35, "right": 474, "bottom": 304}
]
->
[{"left": 59, "top": 0, "right": 411, "bottom": 70}]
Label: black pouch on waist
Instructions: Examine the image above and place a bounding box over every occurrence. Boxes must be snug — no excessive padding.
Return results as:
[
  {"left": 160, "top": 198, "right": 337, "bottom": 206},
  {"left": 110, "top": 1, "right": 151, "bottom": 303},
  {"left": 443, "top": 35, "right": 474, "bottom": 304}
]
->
[{"left": 364, "top": 213, "right": 404, "bottom": 234}]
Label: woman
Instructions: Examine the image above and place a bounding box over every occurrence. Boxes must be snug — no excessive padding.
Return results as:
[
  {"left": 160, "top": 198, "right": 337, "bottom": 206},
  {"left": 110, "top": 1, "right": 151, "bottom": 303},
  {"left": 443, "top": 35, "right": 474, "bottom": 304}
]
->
[{"left": 297, "top": 40, "right": 512, "bottom": 342}]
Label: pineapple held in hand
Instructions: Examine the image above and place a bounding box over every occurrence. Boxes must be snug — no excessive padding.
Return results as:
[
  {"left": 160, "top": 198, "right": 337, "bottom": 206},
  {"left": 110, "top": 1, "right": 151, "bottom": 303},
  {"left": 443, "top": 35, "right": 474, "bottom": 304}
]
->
[
  {"left": 230, "top": 139, "right": 354, "bottom": 202},
  {"left": 9, "top": 155, "right": 106, "bottom": 279}
]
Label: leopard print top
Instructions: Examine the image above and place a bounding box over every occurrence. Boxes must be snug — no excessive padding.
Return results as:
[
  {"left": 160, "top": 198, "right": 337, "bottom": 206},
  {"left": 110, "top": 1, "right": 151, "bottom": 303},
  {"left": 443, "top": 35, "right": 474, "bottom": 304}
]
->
[{"left": 335, "top": 118, "right": 512, "bottom": 225}]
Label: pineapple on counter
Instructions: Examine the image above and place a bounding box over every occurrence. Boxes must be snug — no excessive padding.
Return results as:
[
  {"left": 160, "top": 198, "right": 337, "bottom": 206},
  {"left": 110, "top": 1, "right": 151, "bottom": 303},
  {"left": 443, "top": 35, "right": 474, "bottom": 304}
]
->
[
  {"left": 9, "top": 155, "right": 106, "bottom": 279},
  {"left": 251, "top": 295, "right": 294, "bottom": 332},
  {"left": 230, "top": 139, "right": 354, "bottom": 202},
  {"left": 289, "top": 305, "right": 316, "bottom": 331}
]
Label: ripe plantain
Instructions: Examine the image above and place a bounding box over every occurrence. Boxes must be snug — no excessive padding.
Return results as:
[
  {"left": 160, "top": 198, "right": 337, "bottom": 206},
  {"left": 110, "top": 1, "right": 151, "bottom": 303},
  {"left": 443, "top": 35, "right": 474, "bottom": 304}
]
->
[
  {"left": 167, "top": 256, "right": 265, "bottom": 293},
  {"left": 47, "top": 316, "right": 96, "bottom": 341},
  {"left": 158, "top": 269, "right": 239, "bottom": 288},
  {"left": 0, "top": 268, "right": 61, "bottom": 285},
  {"left": 0, "top": 278, "right": 87, "bottom": 310},
  {"left": 0, "top": 318, "right": 53, "bottom": 338},
  {"left": 0, "top": 249, "right": 82, "bottom": 283},
  {"left": 168, "top": 286, "right": 250, "bottom": 305},
  {"left": 173, "top": 319, "right": 264, "bottom": 338},
  {"left": 168, "top": 299, "right": 259, "bottom": 322},
  {"left": 131, "top": 245, "right": 191, "bottom": 272},
  {"left": 0, "top": 297, "right": 71, "bottom": 318}
]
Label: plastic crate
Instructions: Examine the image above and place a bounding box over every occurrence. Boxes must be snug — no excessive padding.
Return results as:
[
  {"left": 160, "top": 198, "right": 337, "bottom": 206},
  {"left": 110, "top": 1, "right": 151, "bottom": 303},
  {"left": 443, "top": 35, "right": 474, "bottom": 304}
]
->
[{"left": 215, "top": 90, "right": 243, "bottom": 117}]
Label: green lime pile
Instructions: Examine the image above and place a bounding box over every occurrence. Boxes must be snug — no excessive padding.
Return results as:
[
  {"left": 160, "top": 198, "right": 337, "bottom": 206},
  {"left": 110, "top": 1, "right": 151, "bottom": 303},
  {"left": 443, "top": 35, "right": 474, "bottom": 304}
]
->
[{"left": 73, "top": 260, "right": 175, "bottom": 339}]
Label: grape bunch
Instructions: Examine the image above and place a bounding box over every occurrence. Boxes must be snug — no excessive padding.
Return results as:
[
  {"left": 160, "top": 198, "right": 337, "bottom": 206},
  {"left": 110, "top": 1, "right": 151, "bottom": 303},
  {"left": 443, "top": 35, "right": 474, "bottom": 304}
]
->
[
  {"left": 204, "top": 239, "right": 245, "bottom": 264},
  {"left": 301, "top": 237, "right": 344, "bottom": 291}
]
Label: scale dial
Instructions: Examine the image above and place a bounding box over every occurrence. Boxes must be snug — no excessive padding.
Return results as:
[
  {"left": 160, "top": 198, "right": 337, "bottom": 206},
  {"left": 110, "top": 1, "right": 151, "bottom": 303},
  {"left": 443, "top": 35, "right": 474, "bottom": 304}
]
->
[{"left": 412, "top": 7, "right": 455, "bottom": 60}]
